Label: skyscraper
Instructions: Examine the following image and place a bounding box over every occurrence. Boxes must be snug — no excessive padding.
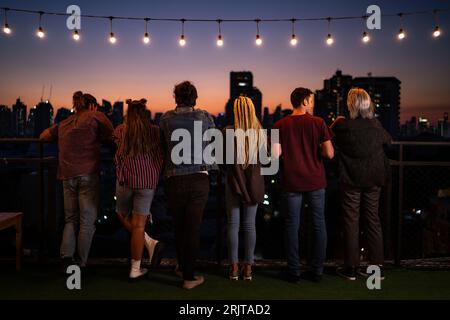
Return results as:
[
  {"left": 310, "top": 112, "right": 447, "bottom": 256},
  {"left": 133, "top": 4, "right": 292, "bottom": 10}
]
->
[
  {"left": 352, "top": 76, "right": 401, "bottom": 138},
  {"left": 54, "top": 107, "right": 72, "bottom": 124},
  {"left": 315, "top": 70, "right": 353, "bottom": 124},
  {"left": 111, "top": 101, "right": 124, "bottom": 127},
  {"left": 315, "top": 70, "right": 401, "bottom": 137},
  {"left": 0, "top": 105, "right": 12, "bottom": 137},
  {"left": 225, "top": 71, "right": 262, "bottom": 124},
  {"left": 12, "top": 98, "right": 27, "bottom": 137},
  {"left": 31, "top": 101, "right": 53, "bottom": 137}
]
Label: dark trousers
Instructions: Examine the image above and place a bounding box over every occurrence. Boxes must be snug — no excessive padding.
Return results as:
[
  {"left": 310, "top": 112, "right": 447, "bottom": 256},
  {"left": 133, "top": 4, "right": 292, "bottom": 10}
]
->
[
  {"left": 166, "top": 173, "right": 210, "bottom": 280},
  {"left": 340, "top": 185, "right": 384, "bottom": 267},
  {"left": 283, "top": 189, "right": 327, "bottom": 275}
]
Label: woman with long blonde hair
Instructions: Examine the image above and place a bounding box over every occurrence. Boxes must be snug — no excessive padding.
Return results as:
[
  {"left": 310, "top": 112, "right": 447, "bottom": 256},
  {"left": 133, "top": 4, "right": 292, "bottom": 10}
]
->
[
  {"left": 224, "top": 96, "right": 267, "bottom": 281},
  {"left": 113, "top": 99, "right": 164, "bottom": 280}
]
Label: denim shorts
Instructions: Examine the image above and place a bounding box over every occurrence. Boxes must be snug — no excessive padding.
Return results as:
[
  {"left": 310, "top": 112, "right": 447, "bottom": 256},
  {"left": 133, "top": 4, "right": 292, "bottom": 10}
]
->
[{"left": 115, "top": 181, "right": 155, "bottom": 216}]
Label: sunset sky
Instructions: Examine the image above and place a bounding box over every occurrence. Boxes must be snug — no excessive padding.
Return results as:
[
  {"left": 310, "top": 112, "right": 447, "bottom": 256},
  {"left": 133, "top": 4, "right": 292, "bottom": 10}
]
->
[{"left": 0, "top": 0, "right": 449, "bottom": 123}]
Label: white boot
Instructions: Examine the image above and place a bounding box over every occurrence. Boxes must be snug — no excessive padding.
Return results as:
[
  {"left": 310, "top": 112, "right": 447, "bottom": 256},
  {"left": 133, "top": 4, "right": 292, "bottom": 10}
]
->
[
  {"left": 129, "top": 259, "right": 148, "bottom": 279},
  {"left": 144, "top": 233, "right": 159, "bottom": 263}
]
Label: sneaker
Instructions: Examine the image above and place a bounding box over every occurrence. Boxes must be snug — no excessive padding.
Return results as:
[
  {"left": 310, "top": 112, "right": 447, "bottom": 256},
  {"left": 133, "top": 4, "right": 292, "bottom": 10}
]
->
[
  {"left": 242, "top": 264, "right": 253, "bottom": 281},
  {"left": 182, "top": 275, "right": 205, "bottom": 290},
  {"left": 301, "top": 270, "right": 322, "bottom": 283},
  {"left": 149, "top": 241, "right": 165, "bottom": 269},
  {"left": 336, "top": 266, "right": 357, "bottom": 281},
  {"left": 357, "top": 266, "right": 385, "bottom": 280},
  {"left": 129, "top": 267, "right": 148, "bottom": 281},
  {"left": 229, "top": 263, "right": 239, "bottom": 281}
]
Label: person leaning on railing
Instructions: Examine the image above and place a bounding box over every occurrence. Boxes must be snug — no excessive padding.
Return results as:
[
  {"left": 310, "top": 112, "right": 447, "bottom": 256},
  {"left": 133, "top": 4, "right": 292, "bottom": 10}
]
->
[
  {"left": 113, "top": 98, "right": 165, "bottom": 281},
  {"left": 331, "top": 88, "right": 392, "bottom": 281},
  {"left": 40, "top": 92, "right": 114, "bottom": 273},
  {"left": 159, "top": 81, "right": 218, "bottom": 290},
  {"left": 272, "top": 87, "right": 334, "bottom": 284}
]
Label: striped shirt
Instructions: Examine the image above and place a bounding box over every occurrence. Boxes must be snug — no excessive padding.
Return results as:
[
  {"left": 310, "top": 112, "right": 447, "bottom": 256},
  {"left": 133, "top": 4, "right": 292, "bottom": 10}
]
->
[{"left": 113, "top": 124, "right": 164, "bottom": 189}]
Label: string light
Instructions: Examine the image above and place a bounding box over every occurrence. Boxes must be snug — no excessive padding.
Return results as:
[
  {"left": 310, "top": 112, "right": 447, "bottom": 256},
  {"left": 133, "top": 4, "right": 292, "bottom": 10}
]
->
[
  {"left": 362, "top": 31, "right": 370, "bottom": 43},
  {"left": 3, "top": 8, "right": 11, "bottom": 34},
  {"left": 432, "top": 10, "right": 441, "bottom": 38},
  {"left": 255, "top": 19, "right": 262, "bottom": 46},
  {"left": 361, "top": 16, "right": 370, "bottom": 43},
  {"left": 72, "top": 29, "right": 80, "bottom": 41},
  {"left": 36, "top": 12, "right": 45, "bottom": 38},
  {"left": 143, "top": 18, "right": 150, "bottom": 44},
  {"left": 433, "top": 26, "right": 441, "bottom": 38},
  {"left": 326, "top": 18, "right": 334, "bottom": 45},
  {"left": 290, "top": 19, "right": 298, "bottom": 46},
  {"left": 397, "top": 14, "right": 406, "bottom": 40},
  {"left": 179, "top": 19, "right": 186, "bottom": 46},
  {"left": 0, "top": 6, "right": 447, "bottom": 46},
  {"left": 109, "top": 17, "right": 116, "bottom": 44},
  {"left": 216, "top": 19, "right": 223, "bottom": 46}
]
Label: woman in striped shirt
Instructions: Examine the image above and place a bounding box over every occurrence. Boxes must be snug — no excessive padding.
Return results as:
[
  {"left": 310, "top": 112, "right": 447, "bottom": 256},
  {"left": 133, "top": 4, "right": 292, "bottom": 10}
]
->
[{"left": 113, "top": 99, "right": 164, "bottom": 280}]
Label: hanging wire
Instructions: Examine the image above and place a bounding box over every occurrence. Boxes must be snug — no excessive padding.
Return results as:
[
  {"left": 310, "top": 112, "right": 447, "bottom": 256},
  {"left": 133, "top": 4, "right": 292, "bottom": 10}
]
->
[
  {"left": 291, "top": 18, "right": 296, "bottom": 36},
  {"left": 217, "top": 19, "right": 222, "bottom": 35},
  {"left": 145, "top": 17, "right": 149, "bottom": 33},
  {"left": 181, "top": 18, "right": 185, "bottom": 36},
  {"left": 38, "top": 11, "right": 44, "bottom": 28},
  {"left": 1, "top": 6, "right": 447, "bottom": 22},
  {"left": 4, "top": 8, "right": 8, "bottom": 25}
]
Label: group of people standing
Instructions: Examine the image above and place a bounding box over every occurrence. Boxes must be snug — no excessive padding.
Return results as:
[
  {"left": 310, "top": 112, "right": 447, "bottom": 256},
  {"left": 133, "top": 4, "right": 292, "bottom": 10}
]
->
[{"left": 40, "top": 81, "right": 391, "bottom": 290}]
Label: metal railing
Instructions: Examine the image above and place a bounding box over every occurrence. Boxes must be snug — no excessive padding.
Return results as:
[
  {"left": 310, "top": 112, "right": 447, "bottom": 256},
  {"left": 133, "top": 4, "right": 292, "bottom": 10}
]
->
[
  {"left": 1, "top": 139, "right": 449, "bottom": 265},
  {"left": 390, "top": 141, "right": 450, "bottom": 264}
]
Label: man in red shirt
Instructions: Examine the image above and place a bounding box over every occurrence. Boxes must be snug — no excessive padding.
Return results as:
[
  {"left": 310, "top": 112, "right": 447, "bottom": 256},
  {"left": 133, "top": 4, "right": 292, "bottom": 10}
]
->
[
  {"left": 40, "top": 92, "right": 113, "bottom": 270},
  {"left": 272, "top": 87, "right": 334, "bottom": 283}
]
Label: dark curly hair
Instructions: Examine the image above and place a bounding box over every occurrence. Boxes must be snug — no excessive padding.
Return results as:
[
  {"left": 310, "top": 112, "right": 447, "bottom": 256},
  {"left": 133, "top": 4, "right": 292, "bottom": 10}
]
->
[{"left": 174, "top": 81, "right": 198, "bottom": 107}]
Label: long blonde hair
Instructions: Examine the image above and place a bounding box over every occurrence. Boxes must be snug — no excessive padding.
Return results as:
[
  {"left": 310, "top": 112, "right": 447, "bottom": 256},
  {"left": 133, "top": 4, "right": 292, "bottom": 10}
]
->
[
  {"left": 233, "top": 96, "right": 267, "bottom": 169},
  {"left": 119, "top": 99, "right": 155, "bottom": 157}
]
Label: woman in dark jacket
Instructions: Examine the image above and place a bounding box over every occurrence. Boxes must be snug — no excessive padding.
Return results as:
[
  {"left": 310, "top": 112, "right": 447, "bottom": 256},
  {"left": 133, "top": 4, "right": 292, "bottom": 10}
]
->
[
  {"left": 224, "top": 96, "right": 266, "bottom": 281},
  {"left": 331, "top": 88, "right": 391, "bottom": 281}
]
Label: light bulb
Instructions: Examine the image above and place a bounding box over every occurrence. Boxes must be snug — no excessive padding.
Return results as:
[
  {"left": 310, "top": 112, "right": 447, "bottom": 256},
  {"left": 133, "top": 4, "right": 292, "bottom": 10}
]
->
[
  {"left": 72, "top": 30, "right": 80, "bottom": 41},
  {"left": 397, "top": 28, "right": 406, "bottom": 40},
  {"left": 362, "top": 31, "right": 370, "bottom": 43},
  {"left": 3, "top": 23, "right": 11, "bottom": 34},
  {"left": 326, "top": 33, "right": 334, "bottom": 45},
  {"left": 290, "top": 34, "right": 298, "bottom": 46},
  {"left": 179, "top": 35, "right": 186, "bottom": 46},
  {"left": 216, "top": 35, "right": 223, "bottom": 46},
  {"left": 109, "top": 32, "right": 116, "bottom": 44},
  {"left": 143, "top": 32, "right": 150, "bottom": 44},
  {"left": 433, "top": 26, "right": 441, "bottom": 38},
  {"left": 37, "top": 27, "right": 45, "bottom": 38},
  {"left": 255, "top": 35, "right": 262, "bottom": 46}
]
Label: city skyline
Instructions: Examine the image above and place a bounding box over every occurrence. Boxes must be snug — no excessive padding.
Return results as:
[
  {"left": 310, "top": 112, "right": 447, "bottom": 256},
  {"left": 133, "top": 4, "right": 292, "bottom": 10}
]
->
[{"left": 0, "top": 0, "right": 449, "bottom": 123}]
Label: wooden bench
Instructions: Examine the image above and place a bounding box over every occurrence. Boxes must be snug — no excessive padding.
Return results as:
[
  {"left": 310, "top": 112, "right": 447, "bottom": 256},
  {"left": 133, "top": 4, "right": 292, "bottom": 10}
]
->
[{"left": 0, "top": 212, "right": 23, "bottom": 271}]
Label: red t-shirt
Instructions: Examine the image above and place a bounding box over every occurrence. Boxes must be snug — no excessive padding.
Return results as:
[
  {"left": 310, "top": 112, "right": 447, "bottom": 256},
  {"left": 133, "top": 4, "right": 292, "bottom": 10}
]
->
[{"left": 273, "top": 113, "right": 332, "bottom": 192}]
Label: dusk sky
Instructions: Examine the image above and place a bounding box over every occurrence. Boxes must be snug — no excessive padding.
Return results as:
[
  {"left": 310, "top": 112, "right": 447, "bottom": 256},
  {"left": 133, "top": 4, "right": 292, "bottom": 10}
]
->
[{"left": 0, "top": 0, "right": 449, "bottom": 122}]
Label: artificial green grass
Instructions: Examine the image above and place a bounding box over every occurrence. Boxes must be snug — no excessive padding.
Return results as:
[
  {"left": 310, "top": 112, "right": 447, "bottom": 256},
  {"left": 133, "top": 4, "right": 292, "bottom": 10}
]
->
[{"left": 1, "top": 265, "right": 449, "bottom": 300}]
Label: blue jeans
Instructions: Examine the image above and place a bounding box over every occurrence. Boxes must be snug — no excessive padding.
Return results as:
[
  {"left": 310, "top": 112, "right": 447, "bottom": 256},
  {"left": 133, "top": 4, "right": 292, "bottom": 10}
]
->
[
  {"left": 60, "top": 174, "right": 99, "bottom": 267},
  {"left": 226, "top": 184, "right": 258, "bottom": 264},
  {"left": 283, "top": 189, "right": 327, "bottom": 275}
]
